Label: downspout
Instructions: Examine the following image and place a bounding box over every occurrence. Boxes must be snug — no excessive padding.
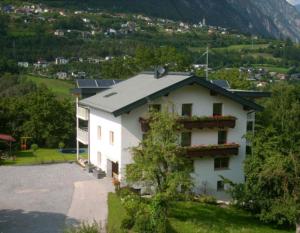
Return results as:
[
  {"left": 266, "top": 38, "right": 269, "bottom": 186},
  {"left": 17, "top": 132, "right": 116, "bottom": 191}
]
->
[
  {"left": 88, "top": 107, "right": 90, "bottom": 165},
  {"left": 76, "top": 97, "right": 79, "bottom": 161}
]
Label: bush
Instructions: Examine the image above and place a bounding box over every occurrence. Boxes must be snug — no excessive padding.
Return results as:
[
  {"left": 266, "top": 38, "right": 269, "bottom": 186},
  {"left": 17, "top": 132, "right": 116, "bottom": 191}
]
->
[
  {"left": 197, "top": 195, "right": 217, "bottom": 205},
  {"left": 64, "top": 221, "right": 102, "bottom": 233},
  {"left": 116, "top": 186, "right": 134, "bottom": 197},
  {"left": 31, "top": 144, "right": 38, "bottom": 152},
  {"left": 121, "top": 217, "right": 134, "bottom": 229},
  {"left": 59, "top": 142, "right": 65, "bottom": 150}
]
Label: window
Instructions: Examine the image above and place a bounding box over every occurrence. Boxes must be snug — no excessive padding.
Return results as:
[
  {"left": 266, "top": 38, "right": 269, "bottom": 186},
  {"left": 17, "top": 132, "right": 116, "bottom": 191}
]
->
[
  {"left": 247, "top": 121, "right": 254, "bottom": 132},
  {"left": 181, "top": 132, "right": 192, "bottom": 147},
  {"left": 213, "top": 103, "right": 223, "bottom": 116},
  {"left": 182, "top": 104, "right": 193, "bottom": 117},
  {"left": 218, "top": 130, "right": 227, "bottom": 144},
  {"left": 97, "top": 126, "right": 102, "bottom": 140},
  {"left": 109, "top": 131, "right": 114, "bottom": 145},
  {"left": 149, "top": 104, "right": 161, "bottom": 112},
  {"left": 217, "top": 180, "right": 225, "bottom": 192},
  {"left": 214, "top": 157, "right": 229, "bottom": 170}
]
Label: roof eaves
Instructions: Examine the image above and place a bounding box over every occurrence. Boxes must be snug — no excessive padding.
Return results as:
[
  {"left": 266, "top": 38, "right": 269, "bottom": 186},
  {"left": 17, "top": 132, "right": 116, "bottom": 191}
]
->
[{"left": 193, "top": 77, "right": 264, "bottom": 111}]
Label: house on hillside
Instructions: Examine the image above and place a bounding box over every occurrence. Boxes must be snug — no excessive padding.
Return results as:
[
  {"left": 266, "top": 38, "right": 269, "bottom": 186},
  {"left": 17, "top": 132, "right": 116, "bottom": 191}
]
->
[
  {"left": 55, "top": 57, "right": 69, "bottom": 65},
  {"left": 56, "top": 71, "right": 68, "bottom": 80},
  {"left": 76, "top": 71, "right": 269, "bottom": 200}
]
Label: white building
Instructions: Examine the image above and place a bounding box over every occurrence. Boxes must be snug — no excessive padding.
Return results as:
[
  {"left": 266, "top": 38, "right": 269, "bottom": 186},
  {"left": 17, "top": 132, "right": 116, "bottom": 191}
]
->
[
  {"left": 55, "top": 57, "right": 69, "bottom": 65},
  {"left": 56, "top": 71, "right": 68, "bottom": 80},
  {"left": 18, "top": 62, "right": 29, "bottom": 68},
  {"left": 76, "top": 72, "right": 268, "bottom": 199}
]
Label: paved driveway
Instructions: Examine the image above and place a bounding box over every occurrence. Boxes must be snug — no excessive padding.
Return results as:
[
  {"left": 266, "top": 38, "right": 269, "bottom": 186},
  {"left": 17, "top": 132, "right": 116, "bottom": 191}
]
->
[{"left": 0, "top": 163, "right": 114, "bottom": 233}]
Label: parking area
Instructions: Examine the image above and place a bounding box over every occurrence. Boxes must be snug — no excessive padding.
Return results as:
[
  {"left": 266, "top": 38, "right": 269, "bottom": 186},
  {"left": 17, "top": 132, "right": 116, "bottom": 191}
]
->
[{"left": 0, "top": 163, "right": 114, "bottom": 233}]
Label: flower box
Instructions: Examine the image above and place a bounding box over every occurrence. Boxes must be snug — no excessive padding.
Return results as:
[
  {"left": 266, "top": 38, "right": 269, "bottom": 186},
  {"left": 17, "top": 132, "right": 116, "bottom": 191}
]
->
[
  {"left": 186, "top": 143, "right": 239, "bottom": 158},
  {"left": 139, "top": 116, "right": 236, "bottom": 132}
]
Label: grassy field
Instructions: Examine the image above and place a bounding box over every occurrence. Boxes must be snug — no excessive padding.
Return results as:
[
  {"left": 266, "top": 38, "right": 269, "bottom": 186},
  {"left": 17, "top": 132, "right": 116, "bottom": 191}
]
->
[
  {"left": 188, "top": 44, "right": 269, "bottom": 54},
  {"left": 107, "top": 193, "right": 293, "bottom": 233},
  {"left": 24, "top": 74, "right": 75, "bottom": 98},
  {"left": 1, "top": 148, "right": 87, "bottom": 165}
]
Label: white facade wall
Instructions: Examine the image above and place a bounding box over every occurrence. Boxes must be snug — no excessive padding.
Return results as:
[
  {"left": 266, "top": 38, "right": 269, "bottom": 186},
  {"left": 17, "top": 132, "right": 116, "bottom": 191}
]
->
[
  {"left": 120, "top": 85, "right": 248, "bottom": 199},
  {"left": 89, "top": 108, "right": 122, "bottom": 177},
  {"left": 88, "top": 84, "right": 249, "bottom": 199}
]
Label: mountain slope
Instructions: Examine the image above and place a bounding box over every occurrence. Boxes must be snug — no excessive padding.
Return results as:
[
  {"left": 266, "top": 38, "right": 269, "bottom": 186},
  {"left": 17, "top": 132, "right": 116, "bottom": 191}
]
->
[{"left": 39, "top": 0, "right": 300, "bottom": 41}]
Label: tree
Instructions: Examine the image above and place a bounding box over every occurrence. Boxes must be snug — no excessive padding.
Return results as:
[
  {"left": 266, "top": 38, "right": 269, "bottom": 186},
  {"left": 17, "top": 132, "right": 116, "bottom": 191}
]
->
[
  {"left": 230, "top": 83, "right": 300, "bottom": 233},
  {"left": 125, "top": 110, "right": 193, "bottom": 233},
  {"left": 209, "top": 68, "right": 253, "bottom": 90}
]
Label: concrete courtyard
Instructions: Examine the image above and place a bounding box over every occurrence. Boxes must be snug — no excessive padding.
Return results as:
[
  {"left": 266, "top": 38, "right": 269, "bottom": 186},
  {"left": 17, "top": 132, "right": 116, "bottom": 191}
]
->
[{"left": 0, "top": 163, "right": 114, "bottom": 233}]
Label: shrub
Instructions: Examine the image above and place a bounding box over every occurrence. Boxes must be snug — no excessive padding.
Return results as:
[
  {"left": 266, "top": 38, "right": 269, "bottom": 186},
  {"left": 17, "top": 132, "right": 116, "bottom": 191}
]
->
[
  {"left": 31, "top": 144, "right": 38, "bottom": 152},
  {"left": 59, "top": 142, "right": 65, "bottom": 150},
  {"left": 64, "top": 221, "right": 102, "bottom": 233},
  {"left": 197, "top": 195, "right": 217, "bottom": 205},
  {"left": 121, "top": 217, "right": 134, "bottom": 229}
]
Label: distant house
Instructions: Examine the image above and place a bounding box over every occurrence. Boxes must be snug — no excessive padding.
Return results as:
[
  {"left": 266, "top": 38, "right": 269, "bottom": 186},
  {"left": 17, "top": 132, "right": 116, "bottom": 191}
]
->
[
  {"left": 82, "top": 18, "right": 90, "bottom": 23},
  {"left": 192, "top": 64, "right": 207, "bottom": 70},
  {"left": 18, "top": 62, "right": 29, "bottom": 68},
  {"left": 87, "top": 58, "right": 101, "bottom": 64},
  {"left": 71, "top": 71, "right": 87, "bottom": 79},
  {"left": 54, "top": 30, "right": 64, "bottom": 36},
  {"left": 34, "top": 60, "right": 48, "bottom": 68},
  {"left": 290, "top": 73, "right": 300, "bottom": 81},
  {"left": 3, "top": 5, "right": 14, "bottom": 13},
  {"left": 56, "top": 72, "right": 68, "bottom": 80},
  {"left": 55, "top": 57, "right": 69, "bottom": 65}
]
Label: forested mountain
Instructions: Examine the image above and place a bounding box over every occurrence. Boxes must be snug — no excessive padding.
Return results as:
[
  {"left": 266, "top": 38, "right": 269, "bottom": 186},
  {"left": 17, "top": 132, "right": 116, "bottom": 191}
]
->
[
  {"left": 296, "top": 4, "right": 300, "bottom": 12},
  {"left": 36, "top": 0, "right": 300, "bottom": 42}
]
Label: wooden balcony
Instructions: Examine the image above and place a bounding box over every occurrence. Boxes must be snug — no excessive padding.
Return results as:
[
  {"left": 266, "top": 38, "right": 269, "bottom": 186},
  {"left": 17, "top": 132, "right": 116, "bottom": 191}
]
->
[
  {"left": 185, "top": 143, "right": 239, "bottom": 158},
  {"left": 139, "top": 116, "right": 236, "bottom": 132}
]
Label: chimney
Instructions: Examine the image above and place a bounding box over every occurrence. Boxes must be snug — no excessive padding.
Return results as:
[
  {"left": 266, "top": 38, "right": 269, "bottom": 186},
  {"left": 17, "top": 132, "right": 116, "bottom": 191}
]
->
[{"left": 154, "top": 66, "right": 168, "bottom": 79}]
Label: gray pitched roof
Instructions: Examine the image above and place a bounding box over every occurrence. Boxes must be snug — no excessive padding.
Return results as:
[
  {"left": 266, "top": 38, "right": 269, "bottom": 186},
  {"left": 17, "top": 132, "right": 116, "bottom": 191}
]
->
[{"left": 80, "top": 73, "right": 264, "bottom": 116}]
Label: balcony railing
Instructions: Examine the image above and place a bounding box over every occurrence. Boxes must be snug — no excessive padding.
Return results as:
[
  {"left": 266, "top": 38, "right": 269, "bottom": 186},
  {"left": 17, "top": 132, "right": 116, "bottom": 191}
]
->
[
  {"left": 77, "top": 106, "right": 89, "bottom": 121},
  {"left": 185, "top": 143, "right": 239, "bottom": 158},
  {"left": 77, "top": 128, "right": 88, "bottom": 145},
  {"left": 139, "top": 116, "right": 236, "bottom": 132}
]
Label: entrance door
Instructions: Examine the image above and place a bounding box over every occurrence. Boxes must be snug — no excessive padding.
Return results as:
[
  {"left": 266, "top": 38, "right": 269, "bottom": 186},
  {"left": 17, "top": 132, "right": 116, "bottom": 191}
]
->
[{"left": 112, "top": 161, "right": 119, "bottom": 178}]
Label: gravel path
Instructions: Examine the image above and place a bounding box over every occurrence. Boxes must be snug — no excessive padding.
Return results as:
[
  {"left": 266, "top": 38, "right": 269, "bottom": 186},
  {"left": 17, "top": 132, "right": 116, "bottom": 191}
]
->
[{"left": 0, "top": 163, "right": 112, "bottom": 233}]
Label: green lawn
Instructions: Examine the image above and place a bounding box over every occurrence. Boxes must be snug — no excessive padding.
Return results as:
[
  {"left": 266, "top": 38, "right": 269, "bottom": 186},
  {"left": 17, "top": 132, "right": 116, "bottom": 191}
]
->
[
  {"left": 2, "top": 148, "right": 86, "bottom": 165},
  {"left": 107, "top": 193, "right": 293, "bottom": 233},
  {"left": 209, "top": 44, "right": 269, "bottom": 53},
  {"left": 24, "top": 74, "right": 75, "bottom": 98}
]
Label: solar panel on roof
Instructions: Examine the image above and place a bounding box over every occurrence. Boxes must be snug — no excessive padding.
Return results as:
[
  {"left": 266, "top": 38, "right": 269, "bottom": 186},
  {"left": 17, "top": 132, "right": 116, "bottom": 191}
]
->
[
  {"left": 77, "top": 79, "right": 123, "bottom": 89},
  {"left": 210, "top": 80, "right": 231, "bottom": 89},
  {"left": 77, "top": 79, "right": 97, "bottom": 88},
  {"left": 96, "top": 80, "right": 115, "bottom": 87}
]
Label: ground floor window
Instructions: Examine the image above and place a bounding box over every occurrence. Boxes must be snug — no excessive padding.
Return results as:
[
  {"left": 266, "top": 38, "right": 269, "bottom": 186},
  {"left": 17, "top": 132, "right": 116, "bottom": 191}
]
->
[
  {"left": 214, "top": 157, "right": 229, "bottom": 170},
  {"left": 217, "top": 180, "right": 225, "bottom": 192}
]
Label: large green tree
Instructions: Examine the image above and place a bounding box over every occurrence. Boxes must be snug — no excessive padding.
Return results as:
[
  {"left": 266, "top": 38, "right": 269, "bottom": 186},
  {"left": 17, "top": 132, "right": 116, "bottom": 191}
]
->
[
  {"left": 125, "top": 110, "right": 192, "bottom": 233},
  {"left": 230, "top": 83, "right": 300, "bottom": 233}
]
